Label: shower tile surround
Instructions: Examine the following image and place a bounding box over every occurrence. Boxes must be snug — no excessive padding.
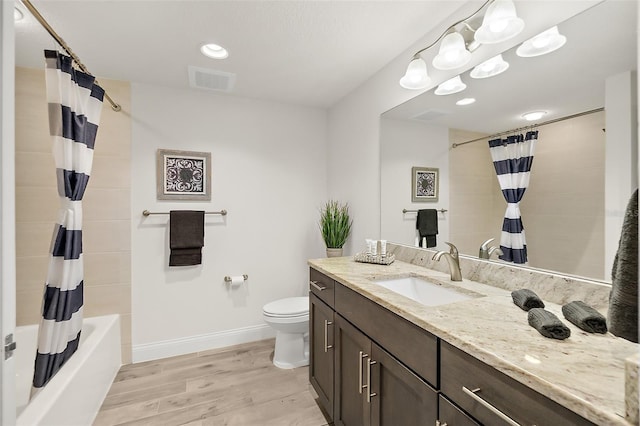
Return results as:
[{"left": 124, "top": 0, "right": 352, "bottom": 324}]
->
[{"left": 309, "top": 243, "right": 639, "bottom": 425}]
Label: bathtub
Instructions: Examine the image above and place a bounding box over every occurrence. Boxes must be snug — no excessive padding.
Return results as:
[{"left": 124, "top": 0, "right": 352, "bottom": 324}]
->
[{"left": 15, "top": 314, "right": 122, "bottom": 426}]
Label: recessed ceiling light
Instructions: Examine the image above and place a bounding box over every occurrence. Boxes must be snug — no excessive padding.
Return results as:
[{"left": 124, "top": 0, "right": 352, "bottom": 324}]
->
[
  {"left": 14, "top": 7, "right": 24, "bottom": 21},
  {"left": 522, "top": 111, "right": 547, "bottom": 121},
  {"left": 456, "top": 97, "right": 476, "bottom": 106},
  {"left": 200, "top": 43, "right": 229, "bottom": 59}
]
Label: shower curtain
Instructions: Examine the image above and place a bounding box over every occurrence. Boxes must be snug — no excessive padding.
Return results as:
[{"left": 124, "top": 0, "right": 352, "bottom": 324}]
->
[
  {"left": 488, "top": 130, "right": 538, "bottom": 264},
  {"left": 32, "top": 50, "right": 104, "bottom": 389}
]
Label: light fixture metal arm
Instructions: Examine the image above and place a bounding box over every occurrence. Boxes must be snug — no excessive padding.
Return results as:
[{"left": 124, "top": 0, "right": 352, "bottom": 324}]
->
[{"left": 411, "top": 0, "right": 493, "bottom": 58}]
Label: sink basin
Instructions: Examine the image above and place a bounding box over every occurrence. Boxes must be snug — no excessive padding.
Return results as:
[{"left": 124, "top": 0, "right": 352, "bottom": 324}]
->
[{"left": 372, "top": 276, "right": 473, "bottom": 307}]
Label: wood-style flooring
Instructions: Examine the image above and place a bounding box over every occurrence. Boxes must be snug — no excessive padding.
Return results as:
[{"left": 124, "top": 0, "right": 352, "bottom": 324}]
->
[{"left": 94, "top": 339, "right": 331, "bottom": 426}]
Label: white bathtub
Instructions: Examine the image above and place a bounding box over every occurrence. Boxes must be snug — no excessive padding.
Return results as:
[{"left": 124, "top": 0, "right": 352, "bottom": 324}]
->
[{"left": 15, "top": 314, "right": 122, "bottom": 426}]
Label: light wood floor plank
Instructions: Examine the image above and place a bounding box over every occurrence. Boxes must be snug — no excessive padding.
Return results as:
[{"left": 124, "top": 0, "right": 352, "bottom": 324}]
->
[{"left": 95, "top": 339, "right": 331, "bottom": 426}]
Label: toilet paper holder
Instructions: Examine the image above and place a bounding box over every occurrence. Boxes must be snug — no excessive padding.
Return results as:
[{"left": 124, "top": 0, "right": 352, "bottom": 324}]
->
[{"left": 224, "top": 274, "right": 248, "bottom": 283}]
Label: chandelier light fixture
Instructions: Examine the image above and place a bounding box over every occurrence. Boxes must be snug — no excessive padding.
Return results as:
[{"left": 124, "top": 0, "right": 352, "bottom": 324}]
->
[
  {"left": 399, "top": 55, "right": 431, "bottom": 90},
  {"left": 432, "top": 32, "right": 472, "bottom": 70},
  {"left": 470, "top": 54, "right": 509, "bottom": 79},
  {"left": 474, "top": 0, "right": 525, "bottom": 44},
  {"left": 435, "top": 75, "right": 467, "bottom": 96},
  {"left": 516, "top": 26, "right": 567, "bottom": 57},
  {"left": 399, "top": 0, "right": 524, "bottom": 90}
]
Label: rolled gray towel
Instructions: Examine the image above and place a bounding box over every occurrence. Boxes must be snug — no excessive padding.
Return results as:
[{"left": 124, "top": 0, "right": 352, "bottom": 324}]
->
[
  {"left": 562, "top": 301, "right": 607, "bottom": 334},
  {"left": 511, "top": 289, "right": 545, "bottom": 311},
  {"left": 528, "top": 308, "right": 571, "bottom": 340}
]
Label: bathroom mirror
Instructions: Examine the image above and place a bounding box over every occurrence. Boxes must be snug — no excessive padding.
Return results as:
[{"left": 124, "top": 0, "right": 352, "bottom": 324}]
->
[{"left": 380, "top": 1, "right": 638, "bottom": 282}]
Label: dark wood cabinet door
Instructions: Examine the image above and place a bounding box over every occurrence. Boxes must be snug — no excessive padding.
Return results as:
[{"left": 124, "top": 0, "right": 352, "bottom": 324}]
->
[
  {"left": 309, "top": 293, "right": 335, "bottom": 420},
  {"left": 334, "top": 314, "right": 371, "bottom": 426},
  {"left": 438, "top": 395, "right": 480, "bottom": 426},
  {"left": 369, "top": 343, "right": 438, "bottom": 426}
]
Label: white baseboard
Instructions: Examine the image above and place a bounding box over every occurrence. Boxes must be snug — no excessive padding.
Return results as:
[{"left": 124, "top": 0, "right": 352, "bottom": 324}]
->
[{"left": 132, "top": 324, "right": 276, "bottom": 363}]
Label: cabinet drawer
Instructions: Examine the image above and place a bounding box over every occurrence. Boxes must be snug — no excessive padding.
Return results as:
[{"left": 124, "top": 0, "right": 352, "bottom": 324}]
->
[
  {"left": 310, "top": 268, "right": 335, "bottom": 308},
  {"left": 335, "top": 282, "right": 438, "bottom": 387},
  {"left": 441, "top": 341, "right": 595, "bottom": 426}
]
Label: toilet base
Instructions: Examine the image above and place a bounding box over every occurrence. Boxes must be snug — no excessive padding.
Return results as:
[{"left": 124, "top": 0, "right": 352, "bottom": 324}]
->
[{"left": 272, "top": 330, "right": 309, "bottom": 369}]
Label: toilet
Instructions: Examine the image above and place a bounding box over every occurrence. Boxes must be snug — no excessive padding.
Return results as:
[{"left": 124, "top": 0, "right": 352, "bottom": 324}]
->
[{"left": 262, "top": 296, "right": 309, "bottom": 369}]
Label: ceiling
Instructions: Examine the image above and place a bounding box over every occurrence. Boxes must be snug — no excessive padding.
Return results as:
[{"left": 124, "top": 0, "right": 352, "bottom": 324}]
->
[
  {"left": 383, "top": 0, "right": 638, "bottom": 134},
  {"left": 14, "top": 0, "right": 466, "bottom": 109}
]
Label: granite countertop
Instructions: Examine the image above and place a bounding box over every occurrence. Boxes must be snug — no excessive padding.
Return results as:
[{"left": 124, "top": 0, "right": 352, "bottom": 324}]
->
[{"left": 308, "top": 256, "right": 639, "bottom": 426}]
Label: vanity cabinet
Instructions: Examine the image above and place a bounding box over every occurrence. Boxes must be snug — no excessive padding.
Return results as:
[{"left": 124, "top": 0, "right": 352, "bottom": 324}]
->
[
  {"left": 334, "top": 314, "right": 437, "bottom": 426},
  {"left": 309, "top": 292, "right": 334, "bottom": 420},
  {"left": 440, "top": 341, "right": 596, "bottom": 426},
  {"left": 309, "top": 267, "right": 596, "bottom": 426}
]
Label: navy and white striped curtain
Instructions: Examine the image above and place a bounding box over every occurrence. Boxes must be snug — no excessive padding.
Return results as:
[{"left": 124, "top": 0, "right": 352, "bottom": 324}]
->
[
  {"left": 488, "top": 131, "right": 538, "bottom": 264},
  {"left": 32, "top": 50, "right": 104, "bottom": 390}
]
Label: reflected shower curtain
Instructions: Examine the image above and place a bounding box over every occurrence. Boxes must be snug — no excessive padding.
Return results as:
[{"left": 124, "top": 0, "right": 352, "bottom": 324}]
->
[
  {"left": 32, "top": 50, "right": 104, "bottom": 390},
  {"left": 488, "top": 131, "right": 538, "bottom": 264}
]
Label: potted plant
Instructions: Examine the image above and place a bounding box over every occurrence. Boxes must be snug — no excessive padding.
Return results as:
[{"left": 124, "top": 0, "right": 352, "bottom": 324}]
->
[{"left": 319, "top": 200, "right": 352, "bottom": 257}]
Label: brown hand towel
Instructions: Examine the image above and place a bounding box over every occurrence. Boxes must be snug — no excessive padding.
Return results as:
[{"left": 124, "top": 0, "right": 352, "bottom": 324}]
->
[
  {"left": 169, "top": 210, "right": 204, "bottom": 266},
  {"left": 416, "top": 209, "right": 438, "bottom": 248}
]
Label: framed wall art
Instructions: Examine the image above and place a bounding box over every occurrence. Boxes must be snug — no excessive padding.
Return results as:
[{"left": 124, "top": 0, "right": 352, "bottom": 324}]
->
[
  {"left": 157, "top": 149, "right": 211, "bottom": 200},
  {"left": 411, "top": 166, "right": 439, "bottom": 202}
]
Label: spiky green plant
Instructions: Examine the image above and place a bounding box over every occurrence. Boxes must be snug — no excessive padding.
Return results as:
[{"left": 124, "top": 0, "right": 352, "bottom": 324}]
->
[{"left": 319, "top": 200, "right": 352, "bottom": 248}]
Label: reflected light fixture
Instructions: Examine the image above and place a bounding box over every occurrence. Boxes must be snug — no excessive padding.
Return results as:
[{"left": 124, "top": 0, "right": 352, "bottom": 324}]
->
[
  {"left": 516, "top": 26, "right": 567, "bottom": 57},
  {"left": 435, "top": 75, "right": 467, "bottom": 96},
  {"left": 470, "top": 54, "right": 509, "bottom": 79},
  {"left": 200, "top": 43, "right": 229, "bottom": 59},
  {"left": 474, "top": 0, "right": 524, "bottom": 44},
  {"left": 399, "top": 56, "right": 431, "bottom": 90},
  {"left": 432, "top": 32, "right": 472, "bottom": 70},
  {"left": 456, "top": 97, "right": 476, "bottom": 106},
  {"left": 522, "top": 111, "right": 547, "bottom": 121},
  {"left": 14, "top": 7, "right": 24, "bottom": 21}
]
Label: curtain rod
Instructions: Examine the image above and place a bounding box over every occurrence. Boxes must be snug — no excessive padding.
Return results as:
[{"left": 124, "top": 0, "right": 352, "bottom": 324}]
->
[
  {"left": 20, "top": 0, "right": 121, "bottom": 112},
  {"left": 451, "top": 107, "right": 604, "bottom": 148}
]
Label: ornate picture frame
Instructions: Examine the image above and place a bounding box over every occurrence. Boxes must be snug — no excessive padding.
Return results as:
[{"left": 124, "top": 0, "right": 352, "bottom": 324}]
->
[
  {"left": 156, "top": 149, "right": 211, "bottom": 200},
  {"left": 411, "top": 166, "right": 439, "bottom": 202}
]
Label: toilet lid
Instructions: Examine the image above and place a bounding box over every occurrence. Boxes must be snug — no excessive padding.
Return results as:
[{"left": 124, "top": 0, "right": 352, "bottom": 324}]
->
[{"left": 263, "top": 297, "right": 309, "bottom": 317}]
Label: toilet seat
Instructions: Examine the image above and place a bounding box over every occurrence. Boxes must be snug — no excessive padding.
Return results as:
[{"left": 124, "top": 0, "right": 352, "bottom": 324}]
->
[{"left": 263, "top": 297, "right": 309, "bottom": 317}]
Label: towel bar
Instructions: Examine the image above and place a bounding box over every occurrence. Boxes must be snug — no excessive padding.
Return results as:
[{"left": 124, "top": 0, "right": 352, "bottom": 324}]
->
[
  {"left": 142, "top": 209, "right": 227, "bottom": 216},
  {"left": 403, "top": 208, "right": 447, "bottom": 214}
]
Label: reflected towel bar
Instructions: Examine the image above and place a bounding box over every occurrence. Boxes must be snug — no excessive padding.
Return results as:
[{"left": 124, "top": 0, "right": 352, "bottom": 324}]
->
[
  {"left": 142, "top": 209, "right": 227, "bottom": 216},
  {"left": 403, "top": 208, "right": 447, "bottom": 214}
]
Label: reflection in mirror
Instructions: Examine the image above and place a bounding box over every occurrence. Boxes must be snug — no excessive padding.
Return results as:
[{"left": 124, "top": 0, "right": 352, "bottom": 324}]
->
[{"left": 380, "top": 1, "right": 637, "bottom": 282}]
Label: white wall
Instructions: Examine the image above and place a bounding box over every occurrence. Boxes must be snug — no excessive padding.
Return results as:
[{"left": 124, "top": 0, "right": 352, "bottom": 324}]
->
[
  {"left": 326, "top": 2, "right": 600, "bottom": 255},
  {"left": 380, "top": 118, "right": 450, "bottom": 249},
  {"left": 131, "top": 83, "right": 327, "bottom": 361}
]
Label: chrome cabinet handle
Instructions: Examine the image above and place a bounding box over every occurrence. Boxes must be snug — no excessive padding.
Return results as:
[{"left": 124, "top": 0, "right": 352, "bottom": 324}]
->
[
  {"left": 358, "top": 351, "right": 368, "bottom": 394},
  {"left": 366, "top": 358, "right": 377, "bottom": 402},
  {"left": 310, "top": 280, "right": 327, "bottom": 291},
  {"left": 462, "top": 387, "right": 520, "bottom": 426},
  {"left": 323, "top": 320, "right": 333, "bottom": 352},
  {"left": 435, "top": 421, "right": 448, "bottom": 426}
]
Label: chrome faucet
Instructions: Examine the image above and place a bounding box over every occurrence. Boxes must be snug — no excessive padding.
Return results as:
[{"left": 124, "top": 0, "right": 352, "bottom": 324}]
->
[
  {"left": 479, "top": 238, "right": 503, "bottom": 260},
  {"left": 432, "top": 242, "right": 462, "bottom": 281}
]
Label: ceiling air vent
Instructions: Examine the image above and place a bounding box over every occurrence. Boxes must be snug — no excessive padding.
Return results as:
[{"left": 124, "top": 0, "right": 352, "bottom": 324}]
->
[
  {"left": 188, "top": 66, "right": 236, "bottom": 93},
  {"left": 410, "top": 109, "right": 451, "bottom": 122}
]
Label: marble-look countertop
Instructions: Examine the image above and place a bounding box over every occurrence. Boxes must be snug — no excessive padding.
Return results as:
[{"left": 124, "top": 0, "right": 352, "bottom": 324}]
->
[{"left": 308, "top": 256, "right": 639, "bottom": 426}]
